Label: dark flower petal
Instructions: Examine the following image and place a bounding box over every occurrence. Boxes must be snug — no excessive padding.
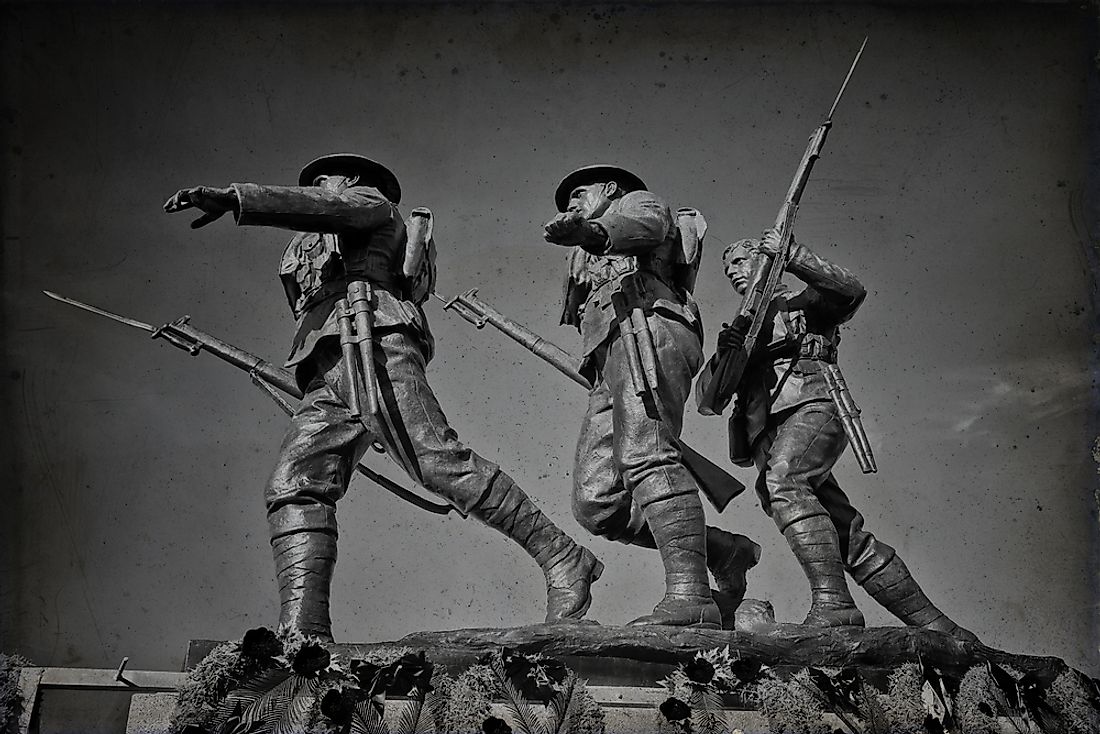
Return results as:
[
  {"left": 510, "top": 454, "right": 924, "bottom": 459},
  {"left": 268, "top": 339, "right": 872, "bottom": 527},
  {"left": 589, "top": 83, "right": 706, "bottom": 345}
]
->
[
  {"left": 685, "top": 657, "right": 715, "bottom": 684},
  {"left": 291, "top": 642, "right": 331, "bottom": 676},
  {"left": 319, "top": 687, "right": 360, "bottom": 725},
  {"left": 659, "top": 696, "right": 691, "bottom": 722},
  {"left": 240, "top": 627, "right": 282, "bottom": 660},
  {"left": 386, "top": 651, "right": 434, "bottom": 696},
  {"left": 482, "top": 715, "right": 513, "bottom": 734},
  {"left": 729, "top": 658, "right": 763, "bottom": 684}
]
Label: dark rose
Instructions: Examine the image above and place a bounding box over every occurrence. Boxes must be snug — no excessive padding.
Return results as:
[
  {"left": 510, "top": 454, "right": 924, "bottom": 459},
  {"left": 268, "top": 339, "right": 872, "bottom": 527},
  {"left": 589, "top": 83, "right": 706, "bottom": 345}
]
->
[
  {"left": 290, "top": 641, "right": 331, "bottom": 676},
  {"left": 482, "top": 715, "right": 513, "bottom": 734},
  {"left": 729, "top": 658, "right": 763, "bottom": 685},
  {"left": 351, "top": 660, "right": 383, "bottom": 693},
  {"left": 684, "top": 657, "right": 715, "bottom": 685},
  {"left": 659, "top": 696, "right": 691, "bottom": 722},
  {"left": 319, "top": 687, "right": 363, "bottom": 725},
  {"left": 240, "top": 627, "right": 282, "bottom": 661}
]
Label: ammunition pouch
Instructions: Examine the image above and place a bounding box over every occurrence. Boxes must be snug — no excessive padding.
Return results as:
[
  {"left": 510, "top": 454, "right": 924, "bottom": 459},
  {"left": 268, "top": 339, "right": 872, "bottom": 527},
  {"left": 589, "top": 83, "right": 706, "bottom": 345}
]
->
[{"left": 587, "top": 257, "right": 638, "bottom": 292}]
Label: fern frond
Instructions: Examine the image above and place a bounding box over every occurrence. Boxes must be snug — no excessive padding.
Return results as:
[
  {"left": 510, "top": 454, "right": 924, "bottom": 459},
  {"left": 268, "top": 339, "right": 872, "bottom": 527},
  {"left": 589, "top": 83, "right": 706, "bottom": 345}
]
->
[
  {"left": 236, "top": 674, "right": 305, "bottom": 732},
  {"left": 350, "top": 699, "right": 389, "bottom": 734},
  {"left": 688, "top": 685, "right": 727, "bottom": 734},
  {"left": 492, "top": 654, "right": 547, "bottom": 734},
  {"left": 210, "top": 668, "right": 293, "bottom": 731},
  {"left": 393, "top": 689, "right": 437, "bottom": 734},
  {"left": 273, "top": 676, "right": 321, "bottom": 734},
  {"left": 545, "top": 674, "right": 577, "bottom": 734}
]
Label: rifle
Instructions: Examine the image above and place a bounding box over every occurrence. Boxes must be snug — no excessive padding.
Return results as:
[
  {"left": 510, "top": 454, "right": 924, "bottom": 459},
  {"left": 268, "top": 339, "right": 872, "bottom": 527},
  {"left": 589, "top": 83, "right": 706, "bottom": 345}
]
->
[
  {"left": 696, "top": 38, "right": 868, "bottom": 417},
  {"left": 432, "top": 288, "right": 746, "bottom": 512},
  {"left": 42, "top": 290, "right": 453, "bottom": 515}
]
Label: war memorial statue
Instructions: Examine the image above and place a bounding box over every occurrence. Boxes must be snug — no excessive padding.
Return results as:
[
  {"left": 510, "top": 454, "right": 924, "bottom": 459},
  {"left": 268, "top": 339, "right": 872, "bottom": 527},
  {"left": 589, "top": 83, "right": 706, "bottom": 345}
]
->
[
  {"left": 697, "top": 231, "right": 978, "bottom": 642},
  {"left": 541, "top": 165, "right": 760, "bottom": 630},
  {"left": 160, "top": 154, "right": 604, "bottom": 641}
]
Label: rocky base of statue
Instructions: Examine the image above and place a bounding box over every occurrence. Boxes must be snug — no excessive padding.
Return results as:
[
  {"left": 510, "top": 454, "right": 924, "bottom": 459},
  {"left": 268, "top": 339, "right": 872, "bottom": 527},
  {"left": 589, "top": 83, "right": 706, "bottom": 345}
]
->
[{"left": 169, "top": 609, "right": 1100, "bottom": 734}]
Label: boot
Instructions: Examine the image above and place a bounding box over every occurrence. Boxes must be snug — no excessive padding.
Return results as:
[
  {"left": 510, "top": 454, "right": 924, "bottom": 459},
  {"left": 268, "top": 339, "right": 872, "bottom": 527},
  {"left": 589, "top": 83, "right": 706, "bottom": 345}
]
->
[
  {"left": 859, "top": 555, "right": 979, "bottom": 643},
  {"left": 271, "top": 530, "right": 338, "bottom": 641},
  {"left": 782, "top": 515, "right": 864, "bottom": 627},
  {"left": 470, "top": 473, "right": 603, "bottom": 623},
  {"left": 628, "top": 493, "right": 721, "bottom": 629},
  {"left": 707, "top": 528, "right": 761, "bottom": 629}
]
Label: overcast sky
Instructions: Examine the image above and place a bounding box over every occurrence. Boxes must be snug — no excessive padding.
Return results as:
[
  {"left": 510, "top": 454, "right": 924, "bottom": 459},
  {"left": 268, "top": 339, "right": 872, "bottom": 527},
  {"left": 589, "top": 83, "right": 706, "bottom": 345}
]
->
[{"left": 2, "top": 3, "right": 1097, "bottom": 676}]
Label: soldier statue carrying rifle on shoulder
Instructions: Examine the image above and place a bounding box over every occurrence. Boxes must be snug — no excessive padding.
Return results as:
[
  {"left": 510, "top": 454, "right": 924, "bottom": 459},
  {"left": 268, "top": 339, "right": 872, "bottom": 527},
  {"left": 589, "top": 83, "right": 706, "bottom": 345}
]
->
[{"left": 542, "top": 164, "right": 760, "bottom": 630}]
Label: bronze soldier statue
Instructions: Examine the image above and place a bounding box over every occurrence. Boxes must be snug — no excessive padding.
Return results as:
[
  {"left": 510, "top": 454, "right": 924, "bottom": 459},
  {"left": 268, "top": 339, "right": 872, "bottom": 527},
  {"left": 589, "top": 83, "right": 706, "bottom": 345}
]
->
[
  {"left": 698, "top": 230, "right": 978, "bottom": 641},
  {"left": 543, "top": 165, "right": 759, "bottom": 629},
  {"left": 164, "top": 154, "right": 603, "bottom": 640}
]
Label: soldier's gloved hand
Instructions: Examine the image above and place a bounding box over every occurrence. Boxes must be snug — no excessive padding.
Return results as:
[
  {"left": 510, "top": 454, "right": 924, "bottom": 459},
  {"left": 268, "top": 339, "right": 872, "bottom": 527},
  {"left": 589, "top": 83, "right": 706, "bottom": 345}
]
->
[
  {"left": 758, "top": 227, "right": 785, "bottom": 257},
  {"left": 543, "top": 210, "right": 589, "bottom": 245},
  {"left": 717, "top": 321, "right": 749, "bottom": 353},
  {"left": 164, "top": 186, "right": 239, "bottom": 229}
]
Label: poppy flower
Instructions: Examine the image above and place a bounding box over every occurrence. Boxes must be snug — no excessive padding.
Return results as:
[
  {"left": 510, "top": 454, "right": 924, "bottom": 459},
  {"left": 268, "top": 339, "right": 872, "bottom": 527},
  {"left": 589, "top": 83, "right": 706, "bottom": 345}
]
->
[{"left": 659, "top": 696, "right": 691, "bottom": 722}]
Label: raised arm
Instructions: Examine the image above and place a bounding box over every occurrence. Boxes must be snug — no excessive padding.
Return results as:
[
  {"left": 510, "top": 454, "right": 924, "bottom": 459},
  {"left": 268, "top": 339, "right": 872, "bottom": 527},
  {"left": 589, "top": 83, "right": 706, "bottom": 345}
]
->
[{"left": 785, "top": 241, "right": 866, "bottom": 323}]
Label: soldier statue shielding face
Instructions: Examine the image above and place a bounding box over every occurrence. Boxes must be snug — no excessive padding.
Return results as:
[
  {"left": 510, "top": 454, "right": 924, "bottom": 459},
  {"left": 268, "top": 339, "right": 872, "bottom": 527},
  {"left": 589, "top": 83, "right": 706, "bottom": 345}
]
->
[
  {"left": 699, "top": 233, "right": 978, "bottom": 641},
  {"left": 543, "top": 165, "right": 759, "bottom": 629},
  {"left": 165, "top": 154, "right": 603, "bottom": 641}
]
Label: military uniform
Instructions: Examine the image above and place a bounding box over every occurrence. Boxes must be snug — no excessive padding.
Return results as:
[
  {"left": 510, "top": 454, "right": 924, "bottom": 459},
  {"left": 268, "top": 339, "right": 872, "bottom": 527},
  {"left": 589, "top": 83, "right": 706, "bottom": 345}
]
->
[
  {"left": 701, "top": 238, "right": 976, "bottom": 639},
  {"left": 550, "top": 166, "right": 758, "bottom": 629},
  {"left": 169, "top": 155, "right": 602, "bottom": 640}
]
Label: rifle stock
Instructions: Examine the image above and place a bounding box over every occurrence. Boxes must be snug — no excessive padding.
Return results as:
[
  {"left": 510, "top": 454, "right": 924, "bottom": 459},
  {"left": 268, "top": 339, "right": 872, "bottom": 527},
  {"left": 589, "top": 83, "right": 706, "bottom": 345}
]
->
[{"left": 435, "top": 288, "right": 746, "bottom": 511}]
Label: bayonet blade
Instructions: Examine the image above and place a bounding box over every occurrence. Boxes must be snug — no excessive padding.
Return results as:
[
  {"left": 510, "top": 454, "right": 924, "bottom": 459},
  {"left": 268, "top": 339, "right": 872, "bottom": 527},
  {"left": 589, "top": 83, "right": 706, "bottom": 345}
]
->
[
  {"left": 42, "top": 291, "right": 155, "bottom": 332},
  {"left": 827, "top": 36, "right": 868, "bottom": 122}
]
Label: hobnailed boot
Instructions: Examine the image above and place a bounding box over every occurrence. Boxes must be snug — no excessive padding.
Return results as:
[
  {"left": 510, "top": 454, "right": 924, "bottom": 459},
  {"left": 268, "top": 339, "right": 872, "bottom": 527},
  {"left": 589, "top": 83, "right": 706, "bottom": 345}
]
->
[
  {"left": 859, "top": 555, "right": 980, "bottom": 643},
  {"left": 628, "top": 494, "right": 722, "bottom": 629},
  {"left": 782, "top": 515, "right": 865, "bottom": 627},
  {"left": 470, "top": 473, "right": 603, "bottom": 623},
  {"left": 707, "top": 528, "right": 762, "bottom": 630},
  {"left": 271, "top": 530, "right": 338, "bottom": 641}
]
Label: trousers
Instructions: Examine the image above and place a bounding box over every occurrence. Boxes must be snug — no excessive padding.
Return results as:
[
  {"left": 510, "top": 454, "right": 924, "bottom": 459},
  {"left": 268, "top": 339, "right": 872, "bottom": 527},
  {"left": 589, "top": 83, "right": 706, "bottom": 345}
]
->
[
  {"left": 752, "top": 399, "right": 895, "bottom": 583},
  {"left": 571, "top": 313, "right": 704, "bottom": 543},
  {"left": 264, "top": 330, "right": 501, "bottom": 539}
]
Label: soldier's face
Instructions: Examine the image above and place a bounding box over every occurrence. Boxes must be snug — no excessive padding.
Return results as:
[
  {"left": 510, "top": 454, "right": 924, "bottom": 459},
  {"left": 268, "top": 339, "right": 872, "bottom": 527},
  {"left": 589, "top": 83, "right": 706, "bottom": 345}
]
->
[
  {"left": 725, "top": 253, "right": 755, "bottom": 295},
  {"left": 566, "top": 183, "right": 613, "bottom": 219}
]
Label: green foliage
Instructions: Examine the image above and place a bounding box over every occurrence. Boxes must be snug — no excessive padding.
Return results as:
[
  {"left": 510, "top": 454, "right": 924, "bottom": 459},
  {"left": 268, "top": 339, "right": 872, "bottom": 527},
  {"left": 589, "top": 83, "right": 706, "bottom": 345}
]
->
[
  {"left": 0, "top": 654, "right": 31, "bottom": 734},
  {"left": 171, "top": 640, "right": 273, "bottom": 732},
  {"left": 435, "top": 665, "right": 494, "bottom": 734},
  {"left": 871, "top": 663, "right": 924, "bottom": 734},
  {"left": 748, "top": 670, "right": 832, "bottom": 734},
  {"left": 955, "top": 666, "right": 1006, "bottom": 734},
  {"left": 1046, "top": 670, "right": 1100, "bottom": 734}
]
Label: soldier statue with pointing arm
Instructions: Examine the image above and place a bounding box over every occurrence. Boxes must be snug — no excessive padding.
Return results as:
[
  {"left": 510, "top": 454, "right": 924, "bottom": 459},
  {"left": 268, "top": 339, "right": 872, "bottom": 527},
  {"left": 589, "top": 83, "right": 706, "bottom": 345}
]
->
[{"left": 164, "top": 153, "right": 603, "bottom": 641}]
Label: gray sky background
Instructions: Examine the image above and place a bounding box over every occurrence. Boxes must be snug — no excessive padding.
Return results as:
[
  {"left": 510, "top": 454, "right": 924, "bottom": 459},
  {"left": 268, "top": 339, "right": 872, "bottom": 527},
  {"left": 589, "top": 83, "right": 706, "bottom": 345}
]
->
[{"left": 2, "top": 3, "right": 1097, "bottom": 676}]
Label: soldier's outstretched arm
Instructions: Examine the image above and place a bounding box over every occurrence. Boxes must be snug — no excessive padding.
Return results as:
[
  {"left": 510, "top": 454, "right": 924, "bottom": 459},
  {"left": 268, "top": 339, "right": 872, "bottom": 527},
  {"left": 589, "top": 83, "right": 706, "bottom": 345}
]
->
[
  {"left": 163, "top": 186, "right": 239, "bottom": 229},
  {"left": 165, "top": 184, "right": 393, "bottom": 234}
]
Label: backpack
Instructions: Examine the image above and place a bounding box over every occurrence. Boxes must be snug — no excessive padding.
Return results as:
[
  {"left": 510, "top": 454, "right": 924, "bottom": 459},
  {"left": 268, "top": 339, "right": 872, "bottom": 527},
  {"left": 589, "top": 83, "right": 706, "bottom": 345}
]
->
[
  {"left": 673, "top": 207, "right": 707, "bottom": 294},
  {"left": 402, "top": 207, "right": 437, "bottom": 305}
]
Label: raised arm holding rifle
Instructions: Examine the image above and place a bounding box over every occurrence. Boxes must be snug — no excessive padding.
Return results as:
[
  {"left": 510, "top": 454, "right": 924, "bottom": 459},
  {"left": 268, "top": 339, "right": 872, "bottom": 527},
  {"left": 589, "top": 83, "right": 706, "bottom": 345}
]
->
[{"left": 695, "top": 40, "right": 978, "bottom": 639}]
